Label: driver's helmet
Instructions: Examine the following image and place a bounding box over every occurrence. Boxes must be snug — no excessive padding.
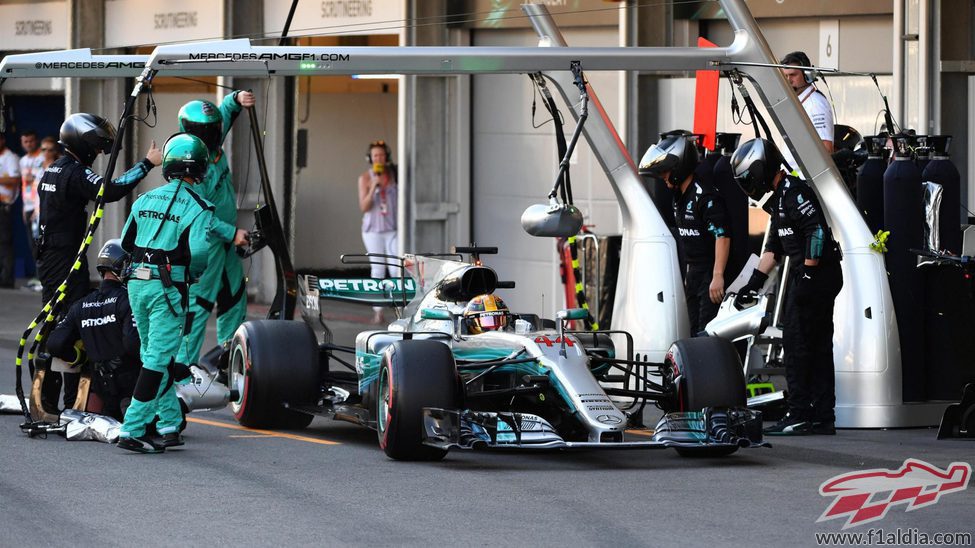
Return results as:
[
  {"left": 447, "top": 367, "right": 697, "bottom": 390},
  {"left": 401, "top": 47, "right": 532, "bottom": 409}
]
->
[{"left": 463, "top": 294, "right": 511, "bottom": 334}]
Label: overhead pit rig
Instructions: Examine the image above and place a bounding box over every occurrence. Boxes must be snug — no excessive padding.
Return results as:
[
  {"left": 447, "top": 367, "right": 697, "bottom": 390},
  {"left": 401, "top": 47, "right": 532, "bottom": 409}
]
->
[{"left": 0, "top": 0, "right": 947, "bottom": 428}]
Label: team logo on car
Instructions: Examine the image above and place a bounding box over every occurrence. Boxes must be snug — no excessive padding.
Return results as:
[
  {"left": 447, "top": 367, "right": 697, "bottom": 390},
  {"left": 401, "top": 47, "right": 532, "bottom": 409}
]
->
[{"left": 596, "top": 414, "right": 622, "bottom": 425}]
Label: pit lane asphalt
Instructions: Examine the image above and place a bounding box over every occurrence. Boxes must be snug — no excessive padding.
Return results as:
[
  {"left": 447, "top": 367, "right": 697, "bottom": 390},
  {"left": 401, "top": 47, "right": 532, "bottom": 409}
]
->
[{"left": 0, "top": 286, "right": 972, "bottom": 547}]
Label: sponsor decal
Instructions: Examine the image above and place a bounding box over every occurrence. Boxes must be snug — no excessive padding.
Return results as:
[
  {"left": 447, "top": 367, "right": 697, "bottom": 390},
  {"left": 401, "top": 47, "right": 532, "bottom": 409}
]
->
[
  {"left": 319, "top": 278, "right": 414, "bottom": 293},
  {"left": 81, "top": 314, "right": 117, "bottom": 328},
  {"left": 596, "top": 414, "right": 622, "bottom": 425},
  {"left": 778, "top": 227, "right": 794, "bottom": 237},
  {"left": 34, "top": 62, "right": 146, "bottom": 70},
  {"left": 186, "top": 52, "right": 350, "bottom": 62},
  {"left": 82, "top": 297, "right": 118, "bottom": 308},
  {"left": 318, "top": 277, "right": 416, "bottom": 303},
  {"left": 16, "top": 20, "right": 52, "bottom": 36},
  {"left": 138, "top": 211, "right": 181, "bottom": 223},
  {"left": 322, "top": 0, "right": 373, "bottom": 18},
  {"left": 154, "top": 11, "right": 197, "bottom": 30},
  {"left": 817, "top": 459, "right": 971, "bottom": 529},
  {"left": 678, "top": 227, "right": 701, "bottom": 237}
]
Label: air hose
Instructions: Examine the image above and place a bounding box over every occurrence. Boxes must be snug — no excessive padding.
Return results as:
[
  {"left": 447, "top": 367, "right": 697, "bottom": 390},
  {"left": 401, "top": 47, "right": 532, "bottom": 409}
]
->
[
  {"left": 530, "top": 68, "right": 597, "bottom": 330},
  {"left": 15, "top": 67, "right": 157, "bottom": 431}
]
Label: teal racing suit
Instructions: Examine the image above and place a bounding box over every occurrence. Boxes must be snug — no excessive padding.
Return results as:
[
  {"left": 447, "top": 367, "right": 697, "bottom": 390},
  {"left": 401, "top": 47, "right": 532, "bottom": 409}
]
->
[
  {"left": 177, "top": 91, "right": 248, "bottom": 367},
  {"left": 119, "top": 179, "right": 237, "bottom": 438}
]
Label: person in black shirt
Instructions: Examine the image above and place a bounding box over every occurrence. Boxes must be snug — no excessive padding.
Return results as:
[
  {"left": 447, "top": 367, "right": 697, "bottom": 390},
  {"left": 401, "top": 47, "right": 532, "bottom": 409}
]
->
[
  {"left": 731, "top": 138, "right": 843, "bottom": 436},
  {"left": 640, "top": 133, "right": 732, "bottom": 334},
  {"left": 48, "top": 239, "right": 140, "bottom": 420},
  {"left": 34, "top": 113, "right": 160, "bottom": 413}
]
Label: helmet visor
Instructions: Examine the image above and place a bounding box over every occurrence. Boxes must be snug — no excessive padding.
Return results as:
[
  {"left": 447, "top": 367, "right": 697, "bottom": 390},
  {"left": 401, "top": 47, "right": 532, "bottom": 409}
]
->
[
  {"left": 182, "top": 120, "right": 223, "bottom": 153},
  {"left": 638, "top": 145, "right": 676, "bottom": 178},
  {"left": 476, "top": 311, "right": 508, "bottom": 332},
  {"left": 734, "top": 171, "right": 767, "bottom": 200}
]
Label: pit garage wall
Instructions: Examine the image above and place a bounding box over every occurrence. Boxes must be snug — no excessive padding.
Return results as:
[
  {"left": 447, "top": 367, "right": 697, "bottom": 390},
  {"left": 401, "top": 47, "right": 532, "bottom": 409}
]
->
[
  {"left": 471, "top": 27, "right": 622, "bottom": 318},
  {"left": 292, "top": 88, "right": 398, "bottom": 270}
]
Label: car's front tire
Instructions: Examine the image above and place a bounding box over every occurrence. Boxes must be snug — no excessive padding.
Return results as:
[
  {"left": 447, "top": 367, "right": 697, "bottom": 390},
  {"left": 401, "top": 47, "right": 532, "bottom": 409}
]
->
[
  {"left": 377, "top": 340, "right": 458, "bottom": 461},
  {"left": 664, "top": 337, "right": 745, "bottom": 457}
]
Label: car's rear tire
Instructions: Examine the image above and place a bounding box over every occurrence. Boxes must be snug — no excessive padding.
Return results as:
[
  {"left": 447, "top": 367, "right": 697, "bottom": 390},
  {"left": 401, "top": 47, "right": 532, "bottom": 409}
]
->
[
  {"left": 665, "top": 337, "right": 745, "bottom": 458},
  {"left": 229, "top": 320, "right": 318, "bottom": 430},
  {"left": 377, "top": 340, "right": 458, "bottom": 461}
]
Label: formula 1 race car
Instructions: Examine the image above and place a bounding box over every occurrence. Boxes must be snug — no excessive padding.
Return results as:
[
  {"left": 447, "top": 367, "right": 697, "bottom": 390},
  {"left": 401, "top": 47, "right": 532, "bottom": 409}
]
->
[{"left": 226, "top": 247, "right": 767, "bottom": 460}]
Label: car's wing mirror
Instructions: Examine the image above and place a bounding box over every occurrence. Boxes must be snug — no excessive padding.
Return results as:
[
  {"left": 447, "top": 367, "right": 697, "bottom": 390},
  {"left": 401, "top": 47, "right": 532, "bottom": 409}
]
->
[
  {"left": 557, "top": 308, "right": 589, "bottom": 321},
  {"left": 420, "top": 308, "right": 452, "bottom": 321}
]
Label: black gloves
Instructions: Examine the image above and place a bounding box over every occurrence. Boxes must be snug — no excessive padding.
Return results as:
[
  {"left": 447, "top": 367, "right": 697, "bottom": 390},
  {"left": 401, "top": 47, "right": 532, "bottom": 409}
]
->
[{"left": 734, "top": 269, "right": 768, "bottom": 308}]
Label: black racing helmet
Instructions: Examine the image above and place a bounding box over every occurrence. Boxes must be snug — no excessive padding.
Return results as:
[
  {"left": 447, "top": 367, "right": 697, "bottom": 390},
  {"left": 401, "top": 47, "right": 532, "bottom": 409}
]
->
[
  {"left": 58, "top": 113, "right": 117, "bottom": 167},
  {"left": 96, "top": 238, "right": 130, "bottom": 278},
  {"left": 638, "top": 133, "right": 700, "bottom": 185},
  {"left": 161, "top": 133, "right": 210, "bottom": 183},
  {"left": 730, "top": 138, "right": 783, "bottom": 200},
  {"left": 178, "top": 100, "right": 223, "bottom": 154}
]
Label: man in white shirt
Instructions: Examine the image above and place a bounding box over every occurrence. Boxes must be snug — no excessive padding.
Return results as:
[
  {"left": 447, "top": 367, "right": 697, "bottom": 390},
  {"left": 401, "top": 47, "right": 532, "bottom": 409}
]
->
[
  {"left": 19, "top": 131, "right": 43, "bottom": 262},
  {"left": 779, "top": 51, "right": 834, "bottom": 175},
  {"left": 0, "top": 133, "right": 21, "bottom": 287}
]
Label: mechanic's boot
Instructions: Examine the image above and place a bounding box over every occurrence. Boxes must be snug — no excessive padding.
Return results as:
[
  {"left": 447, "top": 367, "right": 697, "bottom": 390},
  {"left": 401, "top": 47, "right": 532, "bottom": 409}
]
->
[
  {"left": 118, "top": 435, "right": 166, "bottom": 454},
  {"left": 811, "top": 421, "right": 836, "bottom": 435},
  {"left": 159, "top": 433, "right": 184, "bottom": 448},
  {"left": 763, "top": 413, "right": 812, "bottom": 436}
]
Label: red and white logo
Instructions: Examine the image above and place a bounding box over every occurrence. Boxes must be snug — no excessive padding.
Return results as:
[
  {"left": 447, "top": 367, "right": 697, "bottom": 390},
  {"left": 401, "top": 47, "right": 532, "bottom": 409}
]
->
[{"left": 817, "top": 459, "right": 971, "bottom": 529}]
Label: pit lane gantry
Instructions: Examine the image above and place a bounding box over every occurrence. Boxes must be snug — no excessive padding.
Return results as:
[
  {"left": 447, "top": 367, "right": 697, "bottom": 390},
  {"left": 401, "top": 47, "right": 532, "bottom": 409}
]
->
[{"left": 0, "top": 0, "right": 926, "bottom": 428}]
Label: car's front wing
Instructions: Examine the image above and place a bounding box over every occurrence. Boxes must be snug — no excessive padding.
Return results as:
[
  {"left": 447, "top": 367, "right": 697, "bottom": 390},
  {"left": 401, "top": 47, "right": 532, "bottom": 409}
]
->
[{"left": 422, "top": 407, "right": 770, "bottom": 451}]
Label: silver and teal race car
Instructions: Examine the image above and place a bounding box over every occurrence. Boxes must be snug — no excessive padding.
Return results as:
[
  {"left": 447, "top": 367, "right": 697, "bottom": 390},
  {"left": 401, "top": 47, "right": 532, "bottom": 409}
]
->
[{"left": 227, "top": 247, "right": 768, "bottom": 461}]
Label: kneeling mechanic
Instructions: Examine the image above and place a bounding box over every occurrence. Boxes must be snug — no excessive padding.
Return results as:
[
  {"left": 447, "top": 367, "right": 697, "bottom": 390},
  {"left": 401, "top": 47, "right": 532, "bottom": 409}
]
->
[{"left": 47, "top": 239, "right": 140, "bottom": 421}]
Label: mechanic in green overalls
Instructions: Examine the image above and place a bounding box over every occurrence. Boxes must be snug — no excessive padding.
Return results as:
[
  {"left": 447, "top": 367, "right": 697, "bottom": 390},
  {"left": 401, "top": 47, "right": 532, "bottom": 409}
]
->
[
  {"left": 175, "top": 90, "right": 255, "bottom": 374},
  {"left": 118, "top": 134, "right": 249, "bottom": 454}
]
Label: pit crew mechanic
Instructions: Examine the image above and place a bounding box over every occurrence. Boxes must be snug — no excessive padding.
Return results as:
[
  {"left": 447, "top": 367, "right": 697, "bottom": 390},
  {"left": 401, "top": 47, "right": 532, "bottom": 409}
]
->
[
  {"left": 35, "top": 113, "right": 161, "bottom": 413},
  {"left": 175, "top": 90, "right": 255, "bottom": 374},
  {"left": 640, "top": 133, "right": 732, "bottom": 334},
  {"left": 47, "top": 239, "right": 140, "bottom": 421},
  {"left": 118, "top": 133, "right": 248, "bottom": 454},
  {"left": 732, "top": 138, "right": 843, "bottom": 436},
  {"left": 779, "top": 51, "right": 834, "bottom": 174}
]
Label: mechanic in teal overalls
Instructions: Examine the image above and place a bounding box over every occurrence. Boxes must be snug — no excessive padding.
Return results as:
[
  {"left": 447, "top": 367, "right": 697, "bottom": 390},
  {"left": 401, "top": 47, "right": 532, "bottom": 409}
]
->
[
  {"left": 175, "top": 90, "right": 255, "bottom": 372},
  {"left": 118, "top": 134, "right": 249, "bottom": 453}
]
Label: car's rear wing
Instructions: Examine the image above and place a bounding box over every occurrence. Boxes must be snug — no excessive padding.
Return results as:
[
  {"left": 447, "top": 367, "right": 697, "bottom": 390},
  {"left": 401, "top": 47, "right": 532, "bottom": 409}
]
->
[
  {"left": 314, "top": 276, "right": 416, "bottom": 306},
  {"left": 298, "top": 273, "right": 416, "bottom": 307}
]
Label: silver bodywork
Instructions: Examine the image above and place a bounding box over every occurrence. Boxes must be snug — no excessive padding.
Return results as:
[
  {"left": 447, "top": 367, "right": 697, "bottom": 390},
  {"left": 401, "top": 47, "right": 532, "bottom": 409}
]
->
[
  {"left": 348, "top": 254, "right": 764, "bottom": 451},
  {"left": 353, "top": 254, "right": 627, "bottom": 442},
  {"left": 0, "top": 0, "right": 924, "bottom": 426}
]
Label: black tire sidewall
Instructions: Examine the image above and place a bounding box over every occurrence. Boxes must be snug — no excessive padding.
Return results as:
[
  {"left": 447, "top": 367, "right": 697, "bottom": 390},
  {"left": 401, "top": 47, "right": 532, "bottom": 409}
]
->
[
  {"left": 668, "top": 337, "right": 746, "bottom": 411},
  {"left": 378, "top": 340, "right": 458, "bottom": 460},
  {"left": 231, "top": 320, "right": 318, "bottom": 429}
]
